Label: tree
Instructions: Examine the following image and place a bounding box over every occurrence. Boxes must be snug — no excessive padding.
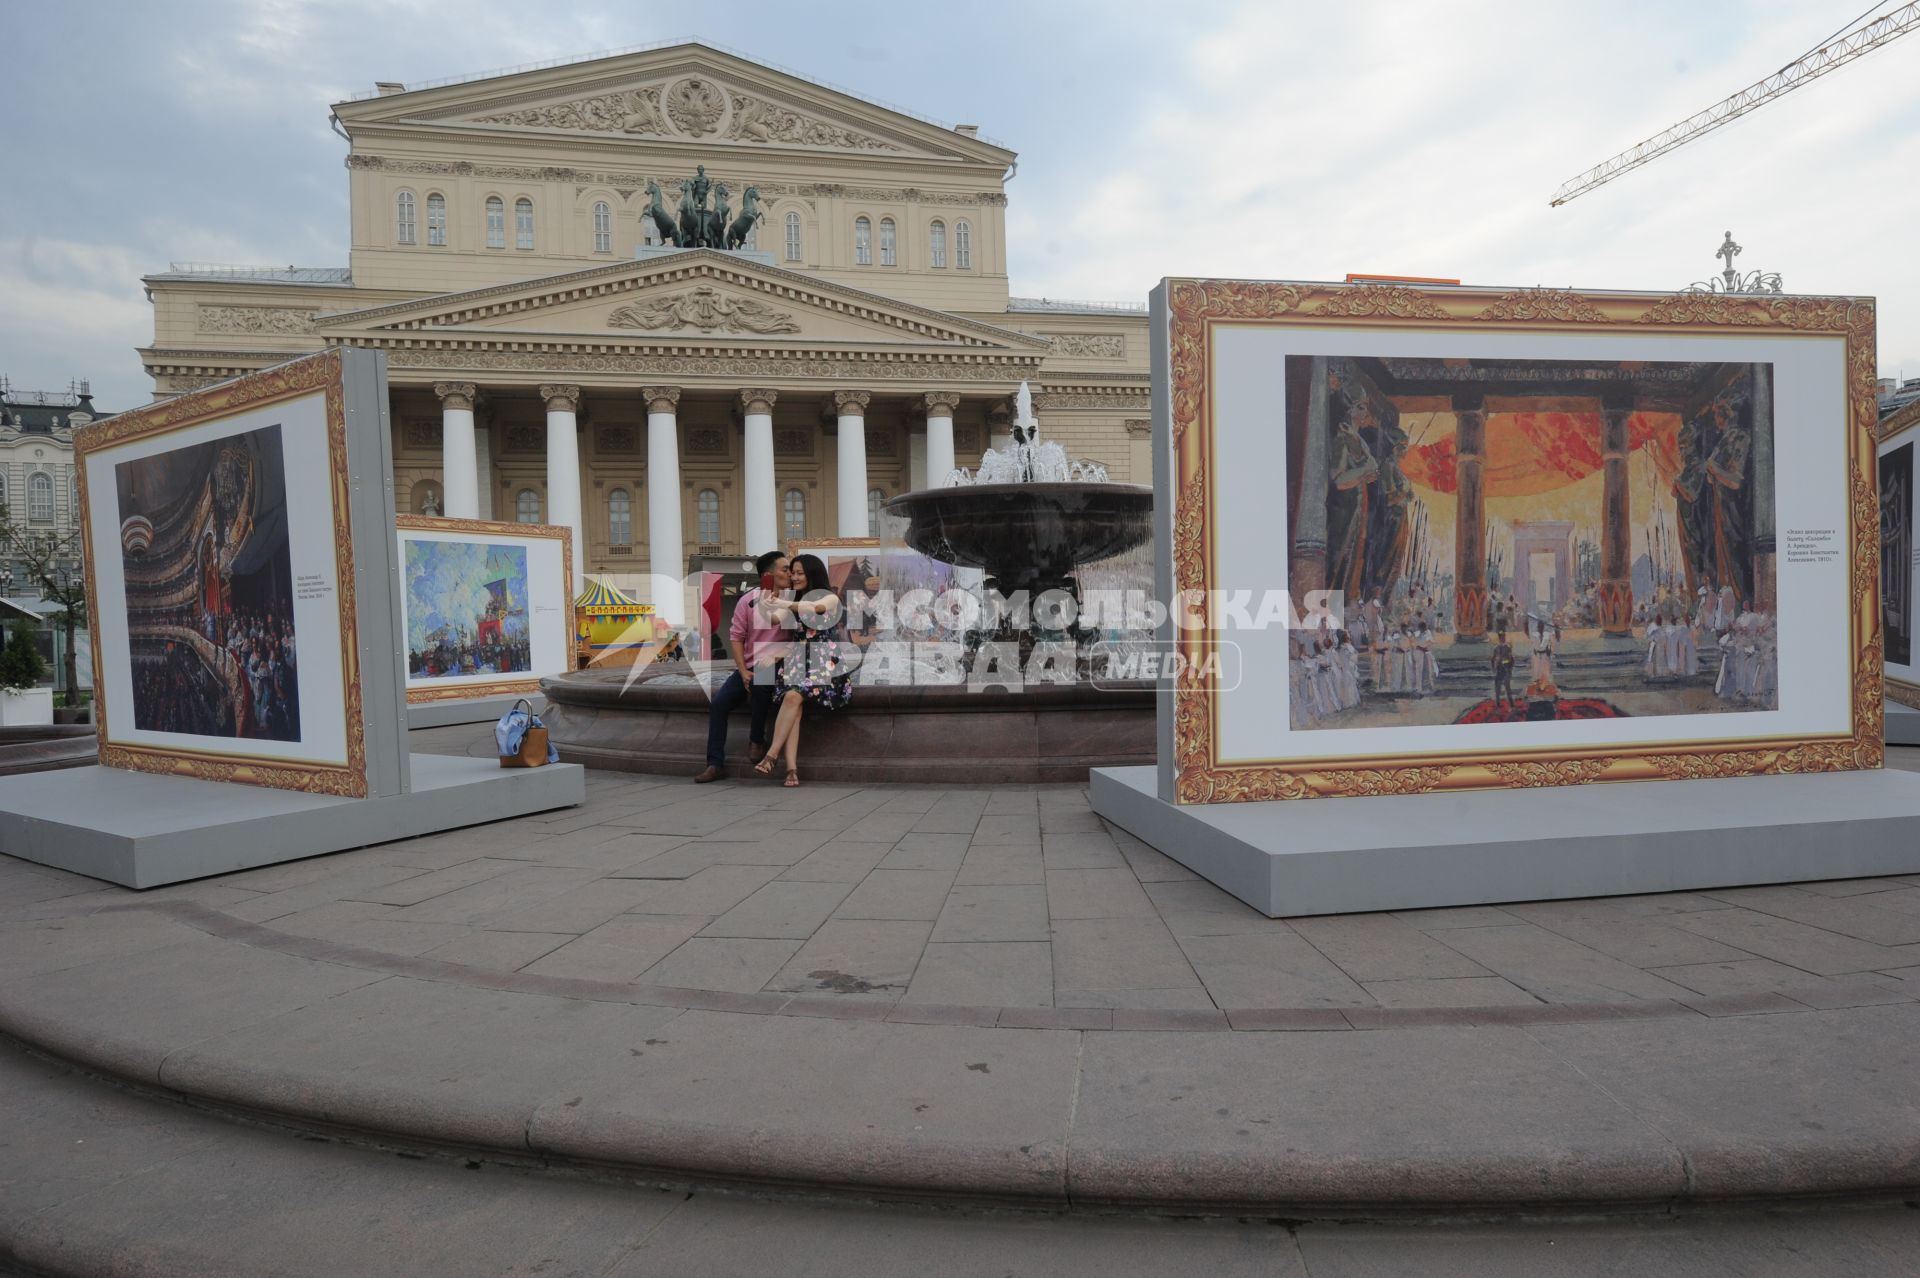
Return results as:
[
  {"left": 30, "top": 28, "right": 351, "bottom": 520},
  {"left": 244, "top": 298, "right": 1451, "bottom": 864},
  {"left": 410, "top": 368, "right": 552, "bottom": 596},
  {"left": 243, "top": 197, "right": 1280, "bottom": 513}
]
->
[
  {"left": 0, "top": 511, "right": 85, "bottom": 706},
  {"left": 0, "top": 621, "right": 47, "bottom": 692}
]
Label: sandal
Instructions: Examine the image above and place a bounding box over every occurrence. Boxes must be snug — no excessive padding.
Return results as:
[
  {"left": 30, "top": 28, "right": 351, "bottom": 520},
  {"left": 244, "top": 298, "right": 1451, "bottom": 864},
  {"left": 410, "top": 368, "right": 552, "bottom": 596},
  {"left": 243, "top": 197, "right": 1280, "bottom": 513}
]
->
[
  {"left": 753, "top": 756, "right": 776, "bottom": 777},
  {"left": 783, "top": 768, "right": 800, "bottom": 788}
]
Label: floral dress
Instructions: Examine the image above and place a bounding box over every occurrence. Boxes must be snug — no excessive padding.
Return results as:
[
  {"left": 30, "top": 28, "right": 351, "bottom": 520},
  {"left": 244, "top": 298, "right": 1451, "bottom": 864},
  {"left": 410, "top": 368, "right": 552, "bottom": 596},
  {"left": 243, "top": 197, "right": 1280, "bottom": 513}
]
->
[{"left": 782, "top": 607, "right": 854, "bottom": 712}]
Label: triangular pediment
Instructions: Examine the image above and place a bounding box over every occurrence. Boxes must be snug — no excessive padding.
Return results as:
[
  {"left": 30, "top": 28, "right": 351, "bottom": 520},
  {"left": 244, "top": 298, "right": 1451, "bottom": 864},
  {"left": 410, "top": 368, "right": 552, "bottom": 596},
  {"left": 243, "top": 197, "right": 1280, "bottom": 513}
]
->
[
  {"left": 319, "top": 250, "right": 1046, "bottom": 351},
  {"left": 334, "top": 44, "right": 1012, "bottom": 164}
]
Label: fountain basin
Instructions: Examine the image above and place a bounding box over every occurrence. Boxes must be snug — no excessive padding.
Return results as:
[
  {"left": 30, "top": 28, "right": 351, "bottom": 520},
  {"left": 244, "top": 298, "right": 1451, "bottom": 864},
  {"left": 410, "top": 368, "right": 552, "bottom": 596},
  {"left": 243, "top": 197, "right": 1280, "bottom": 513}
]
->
[
  {"left": 541, "top": 669, "right": 1153, "bottom": 784},
  {"left": 884, "top": 482, "right": 1151, "bottom": 596}
]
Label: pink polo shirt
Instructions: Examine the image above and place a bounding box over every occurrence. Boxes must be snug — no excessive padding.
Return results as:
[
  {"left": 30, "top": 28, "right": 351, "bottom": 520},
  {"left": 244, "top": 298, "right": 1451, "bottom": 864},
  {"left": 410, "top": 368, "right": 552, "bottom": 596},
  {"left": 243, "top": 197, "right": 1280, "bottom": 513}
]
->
[{"left": 729, "top": 587, "right": 787, "bottom": 672}]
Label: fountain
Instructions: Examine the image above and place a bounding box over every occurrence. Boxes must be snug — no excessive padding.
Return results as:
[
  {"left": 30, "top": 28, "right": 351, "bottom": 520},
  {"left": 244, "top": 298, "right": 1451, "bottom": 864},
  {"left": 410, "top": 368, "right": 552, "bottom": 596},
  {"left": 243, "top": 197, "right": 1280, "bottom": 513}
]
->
[
  {"left": 540, "top": 384, "right": 1156, "bottom": 783},
  {"left": 884, "top": 383, "right": 1153, "bottom": 661}
]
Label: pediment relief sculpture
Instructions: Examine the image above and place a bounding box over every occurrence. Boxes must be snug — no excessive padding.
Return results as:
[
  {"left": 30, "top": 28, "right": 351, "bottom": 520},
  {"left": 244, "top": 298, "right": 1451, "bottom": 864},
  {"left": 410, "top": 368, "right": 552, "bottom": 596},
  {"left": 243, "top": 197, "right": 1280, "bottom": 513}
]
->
[
  {"left": 475, "top": 86, "right": 668, "bottom": 135},
  {"left": 607, "top": 286, "right": 801, "bottom": 335},
  {"left": 727, "top": 93, "right": 898, "bottom": 151},
  {"left": 465, "top": 77, "right": 900, "bottom": 151}
]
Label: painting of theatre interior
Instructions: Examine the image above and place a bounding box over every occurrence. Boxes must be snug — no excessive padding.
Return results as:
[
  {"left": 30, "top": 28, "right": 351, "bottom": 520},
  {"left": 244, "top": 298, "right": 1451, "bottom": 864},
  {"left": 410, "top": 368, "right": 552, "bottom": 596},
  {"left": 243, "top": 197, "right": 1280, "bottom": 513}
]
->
[
  {"left": 1283, "top": 355, "right": 1779, "bottom": 729},
  {"left": 116, "top": 424, "right": 302, "bottom": 741},
  {"left": 404, "top": 540, "right": 533, "bottom": 679},
  {"left": 1883, "top": 440, "right": 1913, "bottom": 669}
]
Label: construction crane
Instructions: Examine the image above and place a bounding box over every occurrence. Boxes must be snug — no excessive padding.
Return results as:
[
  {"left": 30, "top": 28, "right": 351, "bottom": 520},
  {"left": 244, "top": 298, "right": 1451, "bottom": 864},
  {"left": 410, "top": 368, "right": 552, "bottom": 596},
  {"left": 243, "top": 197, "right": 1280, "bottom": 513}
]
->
[{"left": 1550, "top": 1, "right": 1920, "bottom": 206}]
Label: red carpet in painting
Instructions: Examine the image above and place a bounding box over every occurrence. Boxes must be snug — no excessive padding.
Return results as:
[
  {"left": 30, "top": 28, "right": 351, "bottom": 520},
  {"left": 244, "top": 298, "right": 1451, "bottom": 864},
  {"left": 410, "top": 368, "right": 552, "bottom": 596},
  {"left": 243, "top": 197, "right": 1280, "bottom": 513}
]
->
[{"left": 1454, "top": 697, "right": 1628, "bottom": 724}]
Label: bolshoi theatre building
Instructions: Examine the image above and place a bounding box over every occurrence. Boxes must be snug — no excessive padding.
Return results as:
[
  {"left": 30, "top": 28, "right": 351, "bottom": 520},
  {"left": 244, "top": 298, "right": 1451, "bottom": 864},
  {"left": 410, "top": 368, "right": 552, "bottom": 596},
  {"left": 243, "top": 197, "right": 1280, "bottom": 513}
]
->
[{"left": 139, "top": 43, "right": 1151, "bottom": 621}]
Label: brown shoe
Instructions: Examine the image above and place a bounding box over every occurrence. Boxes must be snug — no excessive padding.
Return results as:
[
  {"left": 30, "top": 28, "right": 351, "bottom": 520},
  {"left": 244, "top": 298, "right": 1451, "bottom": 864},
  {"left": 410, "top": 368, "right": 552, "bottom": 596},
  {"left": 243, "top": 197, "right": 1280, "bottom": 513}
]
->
[
  {"left": 693, "top": 765, "right": 726, "bottom": 784},
  {"left": 748, "top": 742, "right": 768, "bottom": 765}
]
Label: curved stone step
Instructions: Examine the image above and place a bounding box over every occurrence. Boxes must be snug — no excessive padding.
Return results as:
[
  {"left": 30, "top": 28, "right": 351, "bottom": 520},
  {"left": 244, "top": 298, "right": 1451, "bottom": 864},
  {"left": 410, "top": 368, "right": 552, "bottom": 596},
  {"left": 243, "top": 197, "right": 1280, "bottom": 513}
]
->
[{"left": 6, "top": 896, "right": 1920, "bottom": 1217}]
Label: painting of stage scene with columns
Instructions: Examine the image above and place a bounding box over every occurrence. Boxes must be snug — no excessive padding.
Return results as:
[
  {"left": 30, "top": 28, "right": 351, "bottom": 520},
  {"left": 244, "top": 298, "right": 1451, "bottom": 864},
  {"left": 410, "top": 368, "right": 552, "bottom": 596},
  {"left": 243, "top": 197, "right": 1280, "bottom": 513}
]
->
[
  {"left": 116, "top": 425, "right": 301, "bottom": 741},
  {"left": 1285, "top": 355, "right": 1777, "bottom": 730}
]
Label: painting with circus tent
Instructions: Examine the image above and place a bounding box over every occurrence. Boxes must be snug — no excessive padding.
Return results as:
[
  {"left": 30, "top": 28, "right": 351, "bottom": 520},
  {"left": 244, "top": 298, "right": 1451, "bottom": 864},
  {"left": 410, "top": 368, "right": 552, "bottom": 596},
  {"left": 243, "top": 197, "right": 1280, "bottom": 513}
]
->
[
  {"left": 1283, "top": 354, "right": 1778, "bottom": 731},
  {"left": 404, "top": 540, "right": 532, "bottom": 679}
]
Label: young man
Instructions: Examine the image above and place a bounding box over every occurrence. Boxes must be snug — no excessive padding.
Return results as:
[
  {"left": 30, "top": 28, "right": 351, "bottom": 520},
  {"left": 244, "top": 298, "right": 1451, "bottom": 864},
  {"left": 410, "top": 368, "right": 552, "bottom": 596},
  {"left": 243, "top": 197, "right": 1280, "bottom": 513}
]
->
[{"left": 694, "top": 550, "right": 791, "bottom": 783}]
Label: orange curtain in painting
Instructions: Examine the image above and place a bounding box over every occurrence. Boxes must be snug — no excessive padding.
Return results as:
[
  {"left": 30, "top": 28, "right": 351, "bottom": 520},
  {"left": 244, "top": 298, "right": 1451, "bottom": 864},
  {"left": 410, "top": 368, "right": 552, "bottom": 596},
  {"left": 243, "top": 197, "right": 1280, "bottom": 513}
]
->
[{"left": 1400, "top": 411, "right": 1681, "bottom": 497}]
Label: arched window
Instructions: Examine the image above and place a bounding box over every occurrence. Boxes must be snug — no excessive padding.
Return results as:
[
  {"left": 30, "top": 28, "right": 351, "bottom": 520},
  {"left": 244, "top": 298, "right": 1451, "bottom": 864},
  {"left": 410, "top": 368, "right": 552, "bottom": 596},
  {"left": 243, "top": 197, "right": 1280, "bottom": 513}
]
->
[
  {"left": 608, "top": 488, "right": 632, "bottom": 547},
  {"left": 854, "top": 216, "right": 872, "bottom": 266},
  {"left": 396, "top": 191, "right": 417, "bottom": 245},
  {"left": 782, "top": 488, "right": 807, "bottom": 540},
  {"left": 640, "top": 214, "right": 661, "bottom": 247},
  {"left": 426, "top": 193, "right": 447, "bottom": 246},
  {"left": 515, "top": 198, "right": 534, "bottom": 250},
  {"left": 878, "top": 218, "right": 896, "bottom": 266},
  {"left": 784, "top": 211, "right": 803, "bottom": 261},
  {"left": 929, "top": 221, "right": 947, "bottom": 268},
  {"left": 593, "top": 201, "right": 612, "bottom": 253},
  {"left": 28, "top": 472, "right": 53, "bottom": 522},
  {"left": 485, "top": 197, "right": 505, "bottom": 249},
  {"left": 696, "top": 489, "right": 721, "bottom": 546},
  {"left": 955, "top": 219, "right": 972, "bottom": 269},
  {"left": 516, "top": 488, "right": 541, "bottom": 523},
  {"left": 867, "top": 488, "right": 885, "bottom": 537},
  {"left": 0, "top": 473, "right": 8, "bottom": 517}
]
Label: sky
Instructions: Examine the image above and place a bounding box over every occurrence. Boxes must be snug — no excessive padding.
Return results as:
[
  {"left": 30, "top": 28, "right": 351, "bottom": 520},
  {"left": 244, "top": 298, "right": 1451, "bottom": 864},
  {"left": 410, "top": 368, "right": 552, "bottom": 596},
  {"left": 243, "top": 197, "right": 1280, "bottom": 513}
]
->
[{"left": 3, "top": 0, "right": 1918, "bottom": 410}]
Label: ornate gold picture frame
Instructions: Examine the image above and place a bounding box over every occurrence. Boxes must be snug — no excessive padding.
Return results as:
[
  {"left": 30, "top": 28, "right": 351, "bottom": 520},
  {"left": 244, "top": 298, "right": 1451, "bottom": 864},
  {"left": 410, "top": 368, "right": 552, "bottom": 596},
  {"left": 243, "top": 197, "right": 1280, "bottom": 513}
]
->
[
  {"left": 75, "top": 349, "right": 371, "bottom": 797},
  {"left": 1163, "top": 279, "right": 1882, "bottom": 803},
  {"left": 395, "top": 514, "right": 574, "bottom": 704}
]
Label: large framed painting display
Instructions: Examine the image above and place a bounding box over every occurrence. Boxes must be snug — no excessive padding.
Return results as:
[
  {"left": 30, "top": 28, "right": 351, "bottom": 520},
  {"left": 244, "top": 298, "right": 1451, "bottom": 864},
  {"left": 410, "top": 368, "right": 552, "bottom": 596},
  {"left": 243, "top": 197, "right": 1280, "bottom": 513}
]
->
[
  {"left": 1156, "top": 279, "right": 1881, "bottom": 803},
  {"left": 77, "top": 351, "right": 371, "bottom": 795},
  {"left": 397, "top": 515, "right": 573, "bottom": 703},
  {"left": 1879, "top": 406, "right": 1920, "bottom": 708}
]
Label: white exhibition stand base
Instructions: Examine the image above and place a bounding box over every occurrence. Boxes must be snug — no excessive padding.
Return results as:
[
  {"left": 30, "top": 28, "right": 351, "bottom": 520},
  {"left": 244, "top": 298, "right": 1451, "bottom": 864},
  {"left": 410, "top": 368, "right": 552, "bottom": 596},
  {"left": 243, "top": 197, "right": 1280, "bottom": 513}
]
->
[
  {"left": 406, "top": 693, "right": 547, "bottom": 730},
  {"left": 0, "top": 754, "right": 584, "bottom": 889},
  {"left": 1887, "top": 701, "right": 1920, "bottom": 746},
  {"left": 1090, "top": 765, "right": 1920, "bottom": 918}
]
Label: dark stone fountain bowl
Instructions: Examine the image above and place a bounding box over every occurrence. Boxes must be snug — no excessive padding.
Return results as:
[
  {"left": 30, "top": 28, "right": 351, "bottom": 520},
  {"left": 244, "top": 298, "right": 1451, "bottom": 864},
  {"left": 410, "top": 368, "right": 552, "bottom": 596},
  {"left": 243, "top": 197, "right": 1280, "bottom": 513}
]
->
[
  {"left": 883, "top": 482, "right": 1152, "bottom": 595},
  {"left": 540, "top": 669, "right": 1153, "bottom": 784}
]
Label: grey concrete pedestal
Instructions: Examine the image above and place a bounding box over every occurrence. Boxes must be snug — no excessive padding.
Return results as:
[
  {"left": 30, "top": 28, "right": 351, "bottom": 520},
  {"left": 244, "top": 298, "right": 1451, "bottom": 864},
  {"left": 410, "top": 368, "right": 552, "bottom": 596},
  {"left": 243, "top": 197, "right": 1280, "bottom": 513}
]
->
[
  {"left": 1090, "top": 765, "right": 1920, "bottom": 918},
  {"left": 1887, "top": 701, "right": 1920, "bottom": 746},
  {"left": 0, "top": 754, "right": 584, "bottom": 889}
]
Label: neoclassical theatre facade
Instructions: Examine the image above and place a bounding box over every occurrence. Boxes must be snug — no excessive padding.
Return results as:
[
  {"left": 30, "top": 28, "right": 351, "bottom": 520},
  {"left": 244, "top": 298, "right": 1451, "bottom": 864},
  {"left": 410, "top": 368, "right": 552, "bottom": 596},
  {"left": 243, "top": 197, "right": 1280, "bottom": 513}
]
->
[{"left": 141, "top": 43, "right": 1150, "bottom": 620}]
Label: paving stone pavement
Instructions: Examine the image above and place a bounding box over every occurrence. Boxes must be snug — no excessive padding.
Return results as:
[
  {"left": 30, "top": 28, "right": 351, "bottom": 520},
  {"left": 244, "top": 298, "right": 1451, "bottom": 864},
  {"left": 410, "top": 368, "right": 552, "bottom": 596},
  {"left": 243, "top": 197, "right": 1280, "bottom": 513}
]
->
[{"left": 7, "top": 726, "right": 1920, "bottom": 1029}]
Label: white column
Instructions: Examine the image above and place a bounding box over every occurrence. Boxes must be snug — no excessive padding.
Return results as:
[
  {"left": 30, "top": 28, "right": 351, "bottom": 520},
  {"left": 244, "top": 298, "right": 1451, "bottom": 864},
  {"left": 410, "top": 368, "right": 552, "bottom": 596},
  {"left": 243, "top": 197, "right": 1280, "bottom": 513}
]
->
[
  {"left": 740, "top": 388, "right": 779, "bottom": 554},
  {"left": 833, "top": 389, "right": 871, "bottom": 537},
  {"left": 434, "top": 382, "right": 478, "bottom": 518},
  {"left": 473, "top": 420, "right": 494, "bottom": 520},
  {"left": 643, "top": 385, "right": 685, "bottom": 626},
  {"left": 540, "top": 384, "right": 584, "bottom": 593},
  {"left": 924, "top": 391, "right": 959, "bottom": 488}
]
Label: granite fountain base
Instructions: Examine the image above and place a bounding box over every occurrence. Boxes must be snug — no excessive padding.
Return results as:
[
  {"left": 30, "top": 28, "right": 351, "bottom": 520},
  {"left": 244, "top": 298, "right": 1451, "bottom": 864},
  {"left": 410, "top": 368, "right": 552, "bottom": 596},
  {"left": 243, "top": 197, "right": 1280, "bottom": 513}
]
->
[{"left": 541, "top": 669, "right": 1153, "bottom": 784}]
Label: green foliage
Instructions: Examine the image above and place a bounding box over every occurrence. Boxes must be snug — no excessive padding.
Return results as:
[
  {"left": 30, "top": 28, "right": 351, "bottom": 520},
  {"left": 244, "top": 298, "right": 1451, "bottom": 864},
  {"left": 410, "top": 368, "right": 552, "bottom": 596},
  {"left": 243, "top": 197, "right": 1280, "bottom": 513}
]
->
[{"left": 0, "top": 623, "right": 46, "bottom": 691}]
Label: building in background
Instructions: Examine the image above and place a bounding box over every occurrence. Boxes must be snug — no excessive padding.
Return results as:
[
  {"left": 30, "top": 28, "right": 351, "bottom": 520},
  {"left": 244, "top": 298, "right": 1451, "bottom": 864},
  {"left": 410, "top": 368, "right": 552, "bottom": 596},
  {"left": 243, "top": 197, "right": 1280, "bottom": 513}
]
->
[
  {"left": 0, "top": 376, "right": 112, "bottom": 591},
  {"left": 139, "top": 43, "right": 1152, "bottom": 621}
]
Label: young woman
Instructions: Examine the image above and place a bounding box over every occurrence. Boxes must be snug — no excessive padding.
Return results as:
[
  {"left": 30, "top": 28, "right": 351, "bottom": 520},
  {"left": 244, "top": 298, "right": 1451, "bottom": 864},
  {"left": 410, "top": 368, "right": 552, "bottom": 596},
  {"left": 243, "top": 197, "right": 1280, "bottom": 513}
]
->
[{"left": 755, "top": 553, "right": 852, "bottom": 787}]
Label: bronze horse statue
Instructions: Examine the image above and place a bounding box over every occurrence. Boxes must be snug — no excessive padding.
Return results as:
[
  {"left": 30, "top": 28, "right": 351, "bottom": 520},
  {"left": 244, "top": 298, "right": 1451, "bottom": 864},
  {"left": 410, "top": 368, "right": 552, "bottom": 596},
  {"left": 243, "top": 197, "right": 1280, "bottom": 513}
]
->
[
  {"left": 705, "top": 183, "right": 732, "bottom": 249},
  {"left": 726, "top": 186, "right": 764, "bottom": 250},
  {"left": 642, "top": 180, "right": 679, "bottom": 247},
  {"left": 677, "top": 178, "right": 704, "bottom": 248}
]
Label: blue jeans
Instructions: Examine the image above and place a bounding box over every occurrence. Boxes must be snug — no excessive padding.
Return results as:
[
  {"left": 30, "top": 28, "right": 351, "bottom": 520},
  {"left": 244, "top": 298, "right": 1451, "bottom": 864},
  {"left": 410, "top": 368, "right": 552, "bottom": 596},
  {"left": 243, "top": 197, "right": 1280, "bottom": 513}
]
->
[{"left": 705, "top": 669, "right": 776, "bottom": 766}]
